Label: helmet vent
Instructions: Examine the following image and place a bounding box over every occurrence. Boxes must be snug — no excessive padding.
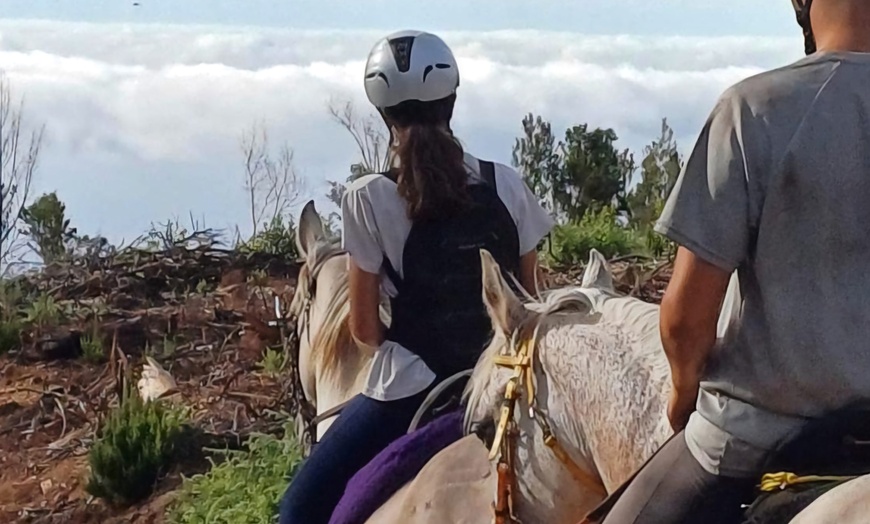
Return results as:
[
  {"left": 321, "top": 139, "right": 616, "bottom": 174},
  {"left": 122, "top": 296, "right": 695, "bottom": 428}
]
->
[
  {"left": 423, "top": 63, "right": 453, "bottom": 82},
  {"left": 366, "top": 71, "right": 390, "bottom": 87},
  {"left": 388, "top": 36, "right": 416, "bottom": 73}
]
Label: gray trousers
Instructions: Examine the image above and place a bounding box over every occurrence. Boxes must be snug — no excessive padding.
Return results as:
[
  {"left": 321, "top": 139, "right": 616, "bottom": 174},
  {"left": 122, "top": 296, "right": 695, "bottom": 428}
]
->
[{"left": 601, "top": 431, "right": 756, "bottom": 524}]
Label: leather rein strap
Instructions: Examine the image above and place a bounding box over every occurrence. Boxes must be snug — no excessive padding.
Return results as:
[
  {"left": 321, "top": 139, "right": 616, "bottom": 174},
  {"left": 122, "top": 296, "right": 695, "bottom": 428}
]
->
[
  {"left": 287, "top": 249, "right": 346, "bottom": 452},
  {"left": 488, "top": 337, "right": 607, "bottom": 523}
]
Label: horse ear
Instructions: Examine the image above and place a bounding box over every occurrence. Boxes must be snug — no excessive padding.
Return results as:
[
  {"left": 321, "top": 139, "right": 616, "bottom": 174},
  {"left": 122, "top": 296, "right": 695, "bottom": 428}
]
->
[
  {"left": 296, "top": 200, "right": 325, "bottom": 258},
  {"left": 480, "top": 249, "right": 524, "bottom": 336},
  {"left": 581, "top": 248, "right": 614, "bottom": 291}
]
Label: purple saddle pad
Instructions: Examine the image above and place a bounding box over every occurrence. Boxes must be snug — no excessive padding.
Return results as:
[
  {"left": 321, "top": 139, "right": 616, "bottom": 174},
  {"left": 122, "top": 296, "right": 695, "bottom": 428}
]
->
[{"left": 328, "top": 409, "right": 464, "bottom": 524}]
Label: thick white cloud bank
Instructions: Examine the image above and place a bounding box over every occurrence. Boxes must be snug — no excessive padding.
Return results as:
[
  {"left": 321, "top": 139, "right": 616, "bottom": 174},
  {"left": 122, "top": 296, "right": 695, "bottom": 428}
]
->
[{"left": 0, "top": 19, "right": 803, "bottom": 242}]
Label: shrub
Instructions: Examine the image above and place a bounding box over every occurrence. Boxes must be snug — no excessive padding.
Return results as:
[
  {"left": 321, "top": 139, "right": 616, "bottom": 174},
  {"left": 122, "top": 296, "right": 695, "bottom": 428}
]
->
[
  {"left": 20, "top": 192, "right": 77, "bottom": 264},
  {"left": 548, "top": 206, "right": 644, "bottom": 264},
  {"left": 81, "top": 333, "right": 104, "bottom": 363},
  {"left": 0, "top": 319, "right": 20, "bottom": 354},
  {"left": 86, "top": 384, "right": 188, "bottom": 506},
  {"left": 639, "top": 200, "right": 677, "bottom": 259},
  {"left": 238, "top": 215, "right": 298, "bottom": 258},
  {"left": 0, "top": 279, "right": 23, "bottom": 314},
  {"left": 0, "top": 280, "right": 23, "bottom": 354},
  {"left": 258, "top": 347, "right": 286, "bottom": 377},
  {"left": 643, "top": 227, "right": 677, "bottom": 260},
  {"left": 23, "top": 293, "right": 61, "bottom": 330},
  {"left": 167, "top": 427, "right": 303, "bottom": 524}
]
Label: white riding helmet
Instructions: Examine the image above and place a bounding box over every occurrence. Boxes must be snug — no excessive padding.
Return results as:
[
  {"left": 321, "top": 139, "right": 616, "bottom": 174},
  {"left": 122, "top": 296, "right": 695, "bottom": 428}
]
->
[{"left": 364, "top": 30, "right": 460, "bottom": 110}]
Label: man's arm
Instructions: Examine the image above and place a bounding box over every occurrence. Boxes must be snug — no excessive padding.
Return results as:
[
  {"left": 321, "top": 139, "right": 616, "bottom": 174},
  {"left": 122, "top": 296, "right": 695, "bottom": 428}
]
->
[
  {"left": 661, "top": 246, "right": 733, "bottom": 430},
  {"left": 518, "top": 250, "right": 543, "bottom": 296}
]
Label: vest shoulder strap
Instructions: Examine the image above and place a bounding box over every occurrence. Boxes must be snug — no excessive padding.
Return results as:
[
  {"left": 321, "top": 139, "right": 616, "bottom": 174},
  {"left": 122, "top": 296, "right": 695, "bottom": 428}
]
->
[
  {"left": 478, "top": 159, "right": 496, "bottom": 189},
  {"left": 380, "top": 168, "right": 400, "bottom": 183}
]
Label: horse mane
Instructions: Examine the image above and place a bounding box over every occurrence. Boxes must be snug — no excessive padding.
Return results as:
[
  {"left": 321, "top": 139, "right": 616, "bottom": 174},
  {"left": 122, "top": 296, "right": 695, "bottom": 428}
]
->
[
  {"left": 463, "top": 287, "right": 599, "bottom": 434},
  {"left": 304, "top": 237, "right": 389, "bottom": 374}
]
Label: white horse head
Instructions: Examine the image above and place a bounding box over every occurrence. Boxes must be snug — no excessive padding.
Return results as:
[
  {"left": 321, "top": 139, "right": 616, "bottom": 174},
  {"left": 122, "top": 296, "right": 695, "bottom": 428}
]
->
[
  {"left": 462, "top": 250, "right": 667, "bottom": 523},
  {"left": 290, "top": 201, "right": 374, "bottom": 438},
  {"left": 461, "top": 248, "right": 744, "bottom": 523}
]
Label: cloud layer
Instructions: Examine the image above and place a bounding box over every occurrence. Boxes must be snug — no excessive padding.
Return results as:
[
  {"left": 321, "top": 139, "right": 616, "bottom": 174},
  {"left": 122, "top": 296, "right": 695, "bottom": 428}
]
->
[{"left": 0, "top": 19, "right": 803, "bottom": 242}]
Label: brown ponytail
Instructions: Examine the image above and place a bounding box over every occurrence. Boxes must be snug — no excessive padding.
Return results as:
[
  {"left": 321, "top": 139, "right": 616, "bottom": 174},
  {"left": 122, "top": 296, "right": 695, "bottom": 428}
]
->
[{"left": 383, "top": 95, "right": 471, "bottom": 222}]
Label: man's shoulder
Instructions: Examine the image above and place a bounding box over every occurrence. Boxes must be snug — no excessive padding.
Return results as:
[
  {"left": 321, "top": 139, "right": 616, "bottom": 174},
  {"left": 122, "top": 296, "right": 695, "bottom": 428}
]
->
[{"left": 719, "top": 55, "right": 839, "bottom": 114}]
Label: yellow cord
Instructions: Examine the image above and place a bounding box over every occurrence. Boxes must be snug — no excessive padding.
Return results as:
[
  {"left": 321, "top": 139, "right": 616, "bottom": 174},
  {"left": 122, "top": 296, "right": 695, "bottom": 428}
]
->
[{"left": 759, "top": 471, "right": 856, "bottom": 492}]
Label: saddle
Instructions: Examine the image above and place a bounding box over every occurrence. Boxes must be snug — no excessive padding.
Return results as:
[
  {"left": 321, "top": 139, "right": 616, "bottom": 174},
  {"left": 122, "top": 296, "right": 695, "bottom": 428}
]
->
[
  {"left": 329, "top": 373, "right": 472, "bottom": 524},
  {"left": 742, "top": 403, "right": 870, "bottom": 523},
  {"left": 408, "top": 370, "right": 472, "bottom": 433}
]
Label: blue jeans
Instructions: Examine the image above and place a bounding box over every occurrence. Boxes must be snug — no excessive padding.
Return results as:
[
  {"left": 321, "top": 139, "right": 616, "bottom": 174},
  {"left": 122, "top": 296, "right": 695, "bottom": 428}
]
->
[{"left": 278, "top": 389, "right": 430, "bottom": 524}]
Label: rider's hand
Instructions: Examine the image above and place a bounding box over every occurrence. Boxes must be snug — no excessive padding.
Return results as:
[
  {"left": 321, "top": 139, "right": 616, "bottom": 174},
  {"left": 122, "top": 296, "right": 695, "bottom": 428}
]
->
[{"left": 667, "top": 382, "right": 699, "bottom": 432}]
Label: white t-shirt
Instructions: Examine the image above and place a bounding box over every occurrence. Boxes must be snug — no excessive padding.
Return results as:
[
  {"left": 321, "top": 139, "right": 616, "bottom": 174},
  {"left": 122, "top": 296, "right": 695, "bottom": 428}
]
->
[{"left": 341, "top": 152, "right": 555, "bottom": 401}]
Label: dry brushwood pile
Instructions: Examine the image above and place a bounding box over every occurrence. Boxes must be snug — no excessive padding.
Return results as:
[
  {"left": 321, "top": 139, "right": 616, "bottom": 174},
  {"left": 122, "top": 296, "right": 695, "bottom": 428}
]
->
[
  {"left": 0, "top": 232, "right": 304, "bottom": 524},
  {"left": 0, "top": 238, "right": 672, "bottom": 524},
  {"left": 543, "top": 255, "right": 673, "bottom": 304}
]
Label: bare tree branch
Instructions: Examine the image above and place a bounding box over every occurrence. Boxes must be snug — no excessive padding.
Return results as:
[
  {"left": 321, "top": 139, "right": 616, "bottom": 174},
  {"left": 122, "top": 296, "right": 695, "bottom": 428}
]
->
[
  {"left": 240, "top": 122, "right": 268, "bottom": 236},
  {"left": 239, "top": 122, "right": 303, "bottom": 237},
  {"left": 1, "top": 72, "right": 45, "bottom": 276},
  {"left": 327, "top": 98, "right": 392, "bottom": 176}
]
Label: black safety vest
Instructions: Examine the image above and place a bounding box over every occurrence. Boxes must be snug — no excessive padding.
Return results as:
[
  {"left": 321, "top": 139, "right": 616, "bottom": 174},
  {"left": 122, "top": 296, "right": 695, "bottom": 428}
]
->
[{"left": 382, "top": 160, "right": 521, "bottom": 378}]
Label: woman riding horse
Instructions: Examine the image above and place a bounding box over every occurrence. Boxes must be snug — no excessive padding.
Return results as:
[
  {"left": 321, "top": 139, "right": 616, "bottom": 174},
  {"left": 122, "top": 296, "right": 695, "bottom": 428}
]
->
[{"left": 278, "top": 29, "right": 553, "bottom": 524}]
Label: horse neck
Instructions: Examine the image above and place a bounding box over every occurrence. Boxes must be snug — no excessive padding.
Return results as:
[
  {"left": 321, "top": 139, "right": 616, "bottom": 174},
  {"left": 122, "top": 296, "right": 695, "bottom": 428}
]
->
[
  {"left": 511, "top": 354, "right": 608, "bottom": 524},
  {"left": 308, "top": 254, "right": 372, "bottom": 410},
  {"left": 534, "top": 313, "right": 673, "bottom": 494}
]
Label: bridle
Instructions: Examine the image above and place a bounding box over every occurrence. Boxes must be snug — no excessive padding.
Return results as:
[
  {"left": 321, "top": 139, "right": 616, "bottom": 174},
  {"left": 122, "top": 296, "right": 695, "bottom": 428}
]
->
[
  {"left": 282, "top": 247, "right": 347, "bottom": 453},
  {"left": 486, "top": 331, "right": 608, "bottom": 524}
]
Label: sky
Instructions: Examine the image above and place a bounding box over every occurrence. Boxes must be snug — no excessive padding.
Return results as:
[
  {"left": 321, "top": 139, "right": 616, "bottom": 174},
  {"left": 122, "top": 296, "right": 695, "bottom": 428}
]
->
[{"left": 0, "top": 1, "right": 805, "bottom": 247}]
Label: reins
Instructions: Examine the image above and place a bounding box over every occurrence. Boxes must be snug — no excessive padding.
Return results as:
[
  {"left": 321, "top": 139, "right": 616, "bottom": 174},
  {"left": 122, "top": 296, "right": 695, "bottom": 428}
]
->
[
  {"left": 283, "top": 247, "right": 347, "bottom": 453},
  {"left": 488, "top": 330, "right": 607, "bottom": 523}
]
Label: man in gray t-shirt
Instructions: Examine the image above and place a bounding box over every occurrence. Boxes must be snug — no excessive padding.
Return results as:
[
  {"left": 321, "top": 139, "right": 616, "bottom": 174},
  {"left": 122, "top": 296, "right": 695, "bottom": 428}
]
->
[{"left": 600, "top": 1, "right": 870, "bottom": 523}]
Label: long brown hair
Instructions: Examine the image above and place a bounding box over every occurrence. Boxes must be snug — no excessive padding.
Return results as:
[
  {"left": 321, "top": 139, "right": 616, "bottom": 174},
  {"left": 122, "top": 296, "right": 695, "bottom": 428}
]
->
[{"left": 383, "top": 94, "right": 471, "bottom": 221}]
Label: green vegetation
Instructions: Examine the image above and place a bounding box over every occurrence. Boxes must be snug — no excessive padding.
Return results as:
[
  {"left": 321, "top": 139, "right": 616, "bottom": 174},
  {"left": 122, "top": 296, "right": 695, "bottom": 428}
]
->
[
  {"left": 81, "top": 333, "right": 105, "bottom": 363},
  {"left": 0, "top": 280, "right": 23, "bottom": 354},
  {"left": 23, "top": 292, "right": 61, "bottom": 331},
  {"left": 162, "top": 335, "right": 178, "bottom": 358},
  {"left": 86, "top": 384, "right": 189, "bottom": 506},
  {"left": 167, "top": 427, "right": 303, "bottom": 524},
  {"left": 258, "top": 347, "right": 287, "bottom": 377},
  {"left": 513, "top": 115, "right": 684, "bottom": 263},
  {"left": 548, "top": 207, "right": 645, "bottom": 264},
  {"left": 19, "top": 192, "right": 77, "bottom": 265},
  {"left": 238, "top": 215, "right": 299, "bottom": 258},
  {"left": 0, "top": 320, "right": 20, "bottom": 354}
]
